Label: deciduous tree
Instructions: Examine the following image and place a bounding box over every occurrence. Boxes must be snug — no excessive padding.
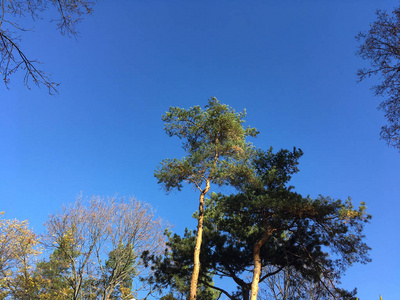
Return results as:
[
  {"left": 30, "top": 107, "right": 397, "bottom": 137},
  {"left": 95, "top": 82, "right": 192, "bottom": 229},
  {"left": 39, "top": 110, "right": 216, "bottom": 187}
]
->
[
  {"left": 42, "top": 196, "right": 165, "bottom": 300},
  {"left": 356, "top": 6, "right": 400, "bottom": 150},
  {"left": 260, "top": 265, "right": 357, "bottom": 300},
  {"left": 0, "top": 0, "right": 98, "bottom": 93},
  {"left": 0, "top": 212, "right": 42, "bottom": 299}
]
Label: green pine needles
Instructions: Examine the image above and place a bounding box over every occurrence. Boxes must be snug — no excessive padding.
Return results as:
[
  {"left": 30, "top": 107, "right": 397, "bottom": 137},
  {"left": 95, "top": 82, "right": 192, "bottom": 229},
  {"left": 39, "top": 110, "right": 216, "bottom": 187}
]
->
[
  {"left": 153, "top": 98, "right": 371, "bottom": 300},
  {"left": 155, "top": 98, "right": 258, "bottom": 300}
]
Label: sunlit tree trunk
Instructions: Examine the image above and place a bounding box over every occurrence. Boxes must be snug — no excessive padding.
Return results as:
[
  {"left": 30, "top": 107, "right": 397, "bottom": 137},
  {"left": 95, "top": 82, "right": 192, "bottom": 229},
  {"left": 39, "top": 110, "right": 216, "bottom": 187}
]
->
[
  {"left": 155, "top": 99, "right": 258, "bottom": 299},
  {"left": 190, "top": 181, "right": 210, "bottom": 300},
  {"left": 250, "top": 230, "right": 274, "bottom": 300}
]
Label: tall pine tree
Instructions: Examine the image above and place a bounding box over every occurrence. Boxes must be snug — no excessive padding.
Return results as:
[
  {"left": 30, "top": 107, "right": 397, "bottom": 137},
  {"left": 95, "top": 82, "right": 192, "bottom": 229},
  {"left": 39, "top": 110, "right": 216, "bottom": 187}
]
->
[{"left": 155, "top": 98, "right": 257, "bottom": 299}]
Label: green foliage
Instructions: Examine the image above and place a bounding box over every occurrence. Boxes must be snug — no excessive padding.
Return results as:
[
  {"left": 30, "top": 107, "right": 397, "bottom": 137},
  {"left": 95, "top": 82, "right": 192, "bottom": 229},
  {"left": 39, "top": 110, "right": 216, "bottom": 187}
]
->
[
  {"left": 160, "top": 293, "right": 179, "bottom": 300},
  {"left": 101, "top": 243, "right": 137, "bottom": 299},
  {"left": 36, "top": 240, "right": 138, "bottom": 300},
  {"left": 148, "top": 147, "right": 371, "bottom": 299},
  {"left": 214, "top": 147, "right": 370, "bottom": 298},
  {"left": 154, "top": 98, "right": 258, "bottom": 298},
  {"left": 142, "top": 230, "right": 220, "bottom": 300},
  {"left": 155, "top": 97, "right": 258, "bottom": 192},
  {"left": 35, "top": 231, "right": 81, "bottom": 299}
]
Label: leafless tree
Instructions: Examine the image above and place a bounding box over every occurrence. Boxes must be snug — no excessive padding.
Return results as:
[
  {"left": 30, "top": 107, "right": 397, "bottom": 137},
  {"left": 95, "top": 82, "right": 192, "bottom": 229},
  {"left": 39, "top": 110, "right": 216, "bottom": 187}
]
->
[
  {"left": 0, "top": 0, "right": 97, "bottom": 94},
  {"left": 356, "top": 6, "right": 400, "bottom": 150},
  {"left": 42, "top": 195, "right": 166, "bottom": 300},
  {"left": 260, "top": 265, "right": 357, "bottom": 300}
]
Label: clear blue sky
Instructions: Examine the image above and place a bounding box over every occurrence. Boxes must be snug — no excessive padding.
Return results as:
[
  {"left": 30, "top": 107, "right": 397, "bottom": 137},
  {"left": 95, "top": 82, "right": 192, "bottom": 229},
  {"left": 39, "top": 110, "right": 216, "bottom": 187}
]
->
[{"left": 1, "top": 0, "right": 399, "bottom": 298}]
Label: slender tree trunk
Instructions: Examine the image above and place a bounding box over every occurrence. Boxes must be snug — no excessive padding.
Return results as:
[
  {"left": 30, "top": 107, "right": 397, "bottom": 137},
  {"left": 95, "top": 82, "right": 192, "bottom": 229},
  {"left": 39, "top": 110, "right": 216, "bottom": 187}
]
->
[
  {"left": 190, "top": 181, "right": 210, "bottom": 300},
  {"left": 102, "top": 286, "right": 113, "bottom": 300},
  {"left": 73, "top": 277, "right": 81, "bottom": 300},
  {"left": 250, "top": 230, "right": 273, "bottom": 300}
]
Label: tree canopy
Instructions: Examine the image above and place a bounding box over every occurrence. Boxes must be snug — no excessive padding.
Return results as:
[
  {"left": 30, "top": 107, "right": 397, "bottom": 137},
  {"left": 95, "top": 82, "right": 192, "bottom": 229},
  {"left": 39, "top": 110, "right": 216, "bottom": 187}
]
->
[
  {"left": 155, "top": 97, "right": 258, "bottom": 300},
  {"left": 0, "top": 212, "right": 42, "bottom": 299},
  {"left": 356, "top": 5, "right": 400, "bottom": 150},
  {"left": 148, "top": 147, "right": 371, "bottom": 300},
  {"left": 0, "top": 196, "right": 166, "bottom": 300}
]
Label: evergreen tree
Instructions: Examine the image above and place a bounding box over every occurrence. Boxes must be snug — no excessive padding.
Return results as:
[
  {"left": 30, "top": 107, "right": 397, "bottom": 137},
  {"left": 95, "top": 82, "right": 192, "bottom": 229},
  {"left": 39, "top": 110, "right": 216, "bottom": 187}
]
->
[
  {"left": 150, "top": 148, "right": 371, "bottom": 300},
  {"left": 155, "top": 98, "right": 257, "bottom": 300},
  {"left": 35, "top": 228, "right": 81, "bottom": 299},
  {"left": 100, "top": 243, "right": 137, "bottom": 300}
]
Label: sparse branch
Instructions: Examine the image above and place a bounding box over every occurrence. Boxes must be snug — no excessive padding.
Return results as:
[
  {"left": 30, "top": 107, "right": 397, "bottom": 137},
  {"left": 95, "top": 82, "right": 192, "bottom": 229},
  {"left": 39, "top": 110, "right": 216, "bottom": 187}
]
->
[
  {"left": 199, "top": 279, "right": 233, "bottom": 300},
  {"left": 0, "top": 30, "right": 58, "bottom": 93},
  {"left": 0, "top": 0, "right": 5, "bottom": 28},
  {"left": 356, "top": 6, "right": 400, "bottom": 150},
  {"left": 0, "top": 0, "right": 97, "bottom": 93},
  {"left": 41, "top": 196, "right": 165, "bottom": 299},
  {"left": 259, "top": 265, "right": 285, "bottom": 283}
]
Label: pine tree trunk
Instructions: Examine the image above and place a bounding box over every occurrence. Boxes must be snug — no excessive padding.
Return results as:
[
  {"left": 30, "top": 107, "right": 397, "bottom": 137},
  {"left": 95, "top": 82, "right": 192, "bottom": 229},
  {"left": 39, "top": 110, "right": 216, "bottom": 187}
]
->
[
  {"left": 189, "top": 182, "right": 210, "bottom": 300},
  {"left": 250, "top": 231, "right": 273, "bottom": 300}
]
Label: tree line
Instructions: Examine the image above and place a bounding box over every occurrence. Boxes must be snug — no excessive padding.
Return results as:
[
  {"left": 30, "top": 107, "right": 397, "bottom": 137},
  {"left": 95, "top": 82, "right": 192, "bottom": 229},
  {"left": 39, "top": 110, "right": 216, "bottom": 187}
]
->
[
  {"left": 3, "top": 0, "right": 395, "bottom": 296},
  {"left": 1, "top": 98, "right": 372, "bottom": 299},
  {"left": 0, "top": 196, "right": 165, "bottom": 299}
]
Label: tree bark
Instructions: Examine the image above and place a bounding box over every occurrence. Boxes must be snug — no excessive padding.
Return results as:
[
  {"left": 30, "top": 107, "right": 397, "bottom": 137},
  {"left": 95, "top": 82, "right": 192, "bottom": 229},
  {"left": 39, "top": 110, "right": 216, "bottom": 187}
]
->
[
  {"left": 250, "top": 230, "right": 274, "bottom": 300},
  {"left": 189, "top": 181, "right": 210, "bottom": 300}
]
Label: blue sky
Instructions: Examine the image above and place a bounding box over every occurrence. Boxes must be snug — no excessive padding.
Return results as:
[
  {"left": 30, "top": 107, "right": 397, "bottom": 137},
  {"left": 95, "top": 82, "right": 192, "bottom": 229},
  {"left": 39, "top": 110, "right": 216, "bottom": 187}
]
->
[{"left": 1, "top": 0, "right": 399, "bottom": 298}]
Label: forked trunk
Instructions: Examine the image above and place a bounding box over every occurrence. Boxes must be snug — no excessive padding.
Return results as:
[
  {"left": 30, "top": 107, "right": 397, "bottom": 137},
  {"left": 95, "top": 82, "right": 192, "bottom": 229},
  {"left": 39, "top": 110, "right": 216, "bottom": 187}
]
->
[{"left": 189, "top": 183, "right": 210, "bottom": 300}]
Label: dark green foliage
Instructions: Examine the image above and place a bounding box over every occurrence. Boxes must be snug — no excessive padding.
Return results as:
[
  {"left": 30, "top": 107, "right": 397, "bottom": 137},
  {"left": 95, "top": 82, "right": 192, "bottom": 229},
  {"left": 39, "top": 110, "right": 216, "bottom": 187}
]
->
[
  {"left": 154, "top": 98, "right": 258, "bottom": 298},
  {"left": 142, "top": 230, "right": 221, "bottom": 300},
  {"left": 212, "top": 147, "right": 370, "bottom": 298},
  {"left": 160, "top": 293, "right": 180, "bottom": 300},
  {"left": 148, "top": 147, "right": 371, "bottom": 299}
]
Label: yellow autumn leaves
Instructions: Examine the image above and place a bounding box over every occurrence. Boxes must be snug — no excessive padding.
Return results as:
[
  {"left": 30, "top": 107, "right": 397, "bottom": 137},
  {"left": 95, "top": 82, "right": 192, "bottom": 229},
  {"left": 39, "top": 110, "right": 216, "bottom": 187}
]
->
[{"left": 0, "top": 211, "right": 42, "bottom": 298}]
